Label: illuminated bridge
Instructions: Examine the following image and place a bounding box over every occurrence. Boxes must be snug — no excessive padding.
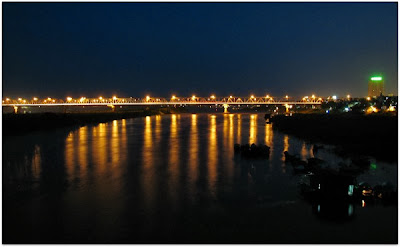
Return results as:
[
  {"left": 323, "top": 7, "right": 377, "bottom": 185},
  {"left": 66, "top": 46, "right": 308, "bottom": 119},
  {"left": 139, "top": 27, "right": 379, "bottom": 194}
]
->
[{"left": 2, "top": 95, "right": 323, "bottom": 107}]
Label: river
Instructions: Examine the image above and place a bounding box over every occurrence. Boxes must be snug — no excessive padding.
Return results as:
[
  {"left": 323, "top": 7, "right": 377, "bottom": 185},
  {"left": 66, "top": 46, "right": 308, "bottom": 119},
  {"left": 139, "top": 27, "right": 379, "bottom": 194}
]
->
[{"left": 3, "top": 113, "right": 397, "bottom": 243}]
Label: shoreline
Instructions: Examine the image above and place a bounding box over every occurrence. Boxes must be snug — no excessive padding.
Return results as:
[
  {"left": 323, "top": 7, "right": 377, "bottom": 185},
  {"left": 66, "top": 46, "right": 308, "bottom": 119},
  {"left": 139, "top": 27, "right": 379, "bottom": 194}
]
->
[
  {"left": 2, "top": 111, "right": 158, "bottom": 136},
  {"left": 272, "top": 113, "right": 398, "bottom": 163}
]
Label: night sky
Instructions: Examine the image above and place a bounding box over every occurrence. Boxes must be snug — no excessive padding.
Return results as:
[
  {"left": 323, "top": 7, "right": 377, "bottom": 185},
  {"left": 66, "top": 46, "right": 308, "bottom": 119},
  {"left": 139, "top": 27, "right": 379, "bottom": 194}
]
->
[{"left": 3, "top": 2, "right": 398, "bottom": 99}]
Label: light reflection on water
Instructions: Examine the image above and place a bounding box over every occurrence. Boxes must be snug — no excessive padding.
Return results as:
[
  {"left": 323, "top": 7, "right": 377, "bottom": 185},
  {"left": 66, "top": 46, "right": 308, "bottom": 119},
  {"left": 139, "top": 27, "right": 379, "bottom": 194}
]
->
[{"left": 3, "top": 113, "right": 398, "bottom": 243}]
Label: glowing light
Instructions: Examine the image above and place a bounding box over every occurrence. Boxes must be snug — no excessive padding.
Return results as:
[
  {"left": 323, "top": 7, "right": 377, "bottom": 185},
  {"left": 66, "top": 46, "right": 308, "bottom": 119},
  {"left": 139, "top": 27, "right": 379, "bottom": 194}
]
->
[
  {"left": 332, "top": 95, "right": 337, "bottom": 100},
  {"left": 52, "top": 100, "right": 55, "bottom": 103},
  {"left": 250, "top": 95, "right": 255, "bottom": 99},
  {"left": 192, "top": 95, "right": 196, "bottom": 100},
  {"left": 371, "top": 76, "right": 382, "bottom": 81},
  {"left": 229, "top": 95, "right": 233, "bottom": 98},
  {"left": 367, "top": 97, "right": 371, "bottom": 101},
  {"left": 67, "top": 97, "right": 72, "bottom": 102},
  {"left": 362, "top": 200, "right": 366, "bottom": 208},
  {"left": 99, "top": 96, "right": 103, "bottom": 100},
  {"left": 113, "top": 96, "right": 117, "bottom": 100},
  {"left": 171, "top": 95, "right": 176, "bottom": 100},
  {"left": 18, "top": 98, "right": 22, "bottom": 101},
  {"left": 348, "top": 185, "right": 354, "bottom": 196},
  {"left": 388, "top": 105, "right": 396, "bottom": 111},
  {"left": 311, "top": 95, "right": 315, "bottom": 99},
  {"left": 266, "top": 95, "right": 269, "bottom": 98},
  {"left": 210, "top": 95, "right": 215, "bottom": 99},
  {"left": 33, "top": 97, "right": 38, "bottom": 101},
  {"left": 347, "top": 94, "right": 351, "bottom": 99},
  {"left": 6, "top": 98, "right": 10, "bottom": 101},
  {"left": 47, "top": 97, "right": 51, "bottom": 101},
  {"left": 286, "top": 95, "right": 289, "bottom": 99},
  {"left": 146, "top": 95, "right": 150, "bottom": 101},
  {"left": 80, "top": 97, "right": 86, "bottom": 102}
]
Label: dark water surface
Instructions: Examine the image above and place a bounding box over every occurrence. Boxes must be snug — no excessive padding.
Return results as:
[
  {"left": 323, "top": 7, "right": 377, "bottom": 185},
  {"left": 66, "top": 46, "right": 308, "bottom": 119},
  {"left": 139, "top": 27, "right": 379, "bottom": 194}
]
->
[{"left": 3, "top": 113, "right": 397, "bottom": 243}]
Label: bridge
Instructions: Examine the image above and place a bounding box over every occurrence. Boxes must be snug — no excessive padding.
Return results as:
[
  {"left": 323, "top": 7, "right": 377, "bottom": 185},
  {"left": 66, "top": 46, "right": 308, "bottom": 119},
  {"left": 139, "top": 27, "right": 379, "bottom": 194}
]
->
[{"left": 2, "top": 95, "right": 323, "bottom": 107}]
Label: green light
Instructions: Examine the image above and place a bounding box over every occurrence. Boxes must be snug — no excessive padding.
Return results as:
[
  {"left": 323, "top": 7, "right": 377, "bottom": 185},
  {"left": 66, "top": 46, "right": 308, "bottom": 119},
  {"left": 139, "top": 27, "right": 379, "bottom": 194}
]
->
[
  {"left": 370, "top": 163, "right": 377, "bottom": 170},
  {"left": 371, "top": 76, "right": 382, "bottom": 81}
]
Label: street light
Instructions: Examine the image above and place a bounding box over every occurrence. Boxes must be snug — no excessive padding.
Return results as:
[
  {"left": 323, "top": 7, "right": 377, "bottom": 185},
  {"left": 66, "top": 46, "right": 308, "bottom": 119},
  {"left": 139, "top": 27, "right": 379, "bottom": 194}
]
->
[
  {"left": 171, "top": 95, "right": 176, "bottom": 100},
  {"left": 210, "top": 95, "right": 215, "bottom": 99},
  {"left": 192, "top": 95, "right": 196, "bottom": 101},
  {"left": 67, "top": 97, "right": 72, "bottom": 102},
  {"left": 33, "top": 97, "right": 38, "bottom": 101},
  {"left": 113, "top": 96, "right": 117, "bottom": 100},
  {"left": 146, "top": 95, "right": 150, "bottom": 101}
]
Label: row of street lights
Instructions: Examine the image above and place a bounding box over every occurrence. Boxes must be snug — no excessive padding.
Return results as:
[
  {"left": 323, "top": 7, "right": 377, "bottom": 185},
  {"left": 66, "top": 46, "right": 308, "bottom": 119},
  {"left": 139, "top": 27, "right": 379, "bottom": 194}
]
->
[{"left": 4, "top": 94, "right": 346, "bottom": 103}]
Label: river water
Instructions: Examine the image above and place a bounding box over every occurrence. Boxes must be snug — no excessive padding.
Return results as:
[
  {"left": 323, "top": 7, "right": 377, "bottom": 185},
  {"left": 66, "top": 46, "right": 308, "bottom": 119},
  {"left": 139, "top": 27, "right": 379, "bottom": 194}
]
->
[{"left": 3, "top": 113, "right": 397, "bottom": 243}]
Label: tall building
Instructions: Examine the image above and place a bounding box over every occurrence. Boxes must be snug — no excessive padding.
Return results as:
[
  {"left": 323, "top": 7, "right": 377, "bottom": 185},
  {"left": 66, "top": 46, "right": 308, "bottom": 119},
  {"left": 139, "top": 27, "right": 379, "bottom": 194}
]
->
[{"left": 368, "top": 76, "right": 384, "bottom": 97}]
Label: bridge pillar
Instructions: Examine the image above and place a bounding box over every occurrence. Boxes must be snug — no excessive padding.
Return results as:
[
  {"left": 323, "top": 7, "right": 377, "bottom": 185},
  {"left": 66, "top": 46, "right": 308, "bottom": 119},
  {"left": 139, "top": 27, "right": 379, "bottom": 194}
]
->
[
  {"left": 223, "top": 104, "right": 229, "bottom": 113},
  {"left": 107, "top": 104, "right": 115, "bottom": 112},
  {"left": 285, "top": 104, "right": 292, "bottom": 113},
  {"left": 13, "top": 106, "right": 18, "bottom": 114}
]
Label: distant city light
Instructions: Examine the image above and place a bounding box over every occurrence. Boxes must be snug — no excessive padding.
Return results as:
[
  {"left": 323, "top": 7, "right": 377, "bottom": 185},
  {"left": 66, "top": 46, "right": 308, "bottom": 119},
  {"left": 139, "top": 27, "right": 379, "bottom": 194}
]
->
[
  {"left": 113, "top": 96, "right": 117, "bottom": 100},
  {"left": 332, "top": 95, "right": 337, "bottom": 100},
  {"left": 371, "top": 76, "right": 382, "bottom": 81},
  {"left": 192, "top": 95, "right": 196, "bottom": 100},
  {"left": 33, "top": 97, "right": 38, "bottom": 101},
  {"left": 347, "top": 95, "right": 350, "bottom": 99},
  {"left": 210, "top": 95, "right": 215, "bottom": 99},
  {"left": 67, "top": 97, "right": 72, "bottom": 102},
  {"left": 344, "top": 107, "right": 349, "bottom": 112},
  {"left": 367, "top": 97, "right": 371, "bottom": 101},
  {"left": 146, "top": 95, "right": 150, "bottom": 101},
  {"left": 99, "top": 96, "right": 103, "bottom": 100},
  {"left": 171, "top": 95, "right": 176, "bottom": 100}
]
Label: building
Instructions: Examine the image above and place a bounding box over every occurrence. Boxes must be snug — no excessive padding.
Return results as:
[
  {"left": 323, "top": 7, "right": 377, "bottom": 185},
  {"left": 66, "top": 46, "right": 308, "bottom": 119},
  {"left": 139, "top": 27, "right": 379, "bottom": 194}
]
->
[{"left": 368, "top": 76, "right": 384, "bottom": 97}]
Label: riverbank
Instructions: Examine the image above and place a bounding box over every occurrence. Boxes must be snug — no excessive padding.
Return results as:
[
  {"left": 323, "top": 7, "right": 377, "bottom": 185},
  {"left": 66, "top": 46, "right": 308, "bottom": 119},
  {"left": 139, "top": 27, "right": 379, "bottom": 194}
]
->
[
  {"left": 3, "top": 110, "right": 158, "bottom": 136},
  {"left": 272, "top": 113, "right": 398, "bottom": 162}
]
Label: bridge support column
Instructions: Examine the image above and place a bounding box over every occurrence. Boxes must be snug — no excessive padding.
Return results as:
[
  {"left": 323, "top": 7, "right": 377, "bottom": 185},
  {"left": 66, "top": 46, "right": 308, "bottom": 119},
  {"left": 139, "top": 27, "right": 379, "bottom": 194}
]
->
[
  {"left": 285, "top": 104, "right": 292, "bottom": 114},
  {"left": 223, "top": 104, "right": 229, "bottom": 113},
  {"left": 107, "top": 104, "right": 115, "bottom": 112}
]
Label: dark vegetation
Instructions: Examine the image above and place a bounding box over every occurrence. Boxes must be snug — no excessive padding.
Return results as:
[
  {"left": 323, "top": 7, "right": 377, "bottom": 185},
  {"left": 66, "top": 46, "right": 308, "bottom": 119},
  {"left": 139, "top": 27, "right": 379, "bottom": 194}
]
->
[
  {"left": 3, "top": 111, "right": 156, "bottom": 136},
  {"left": 272, "top": 113, "right": 397, "bottom": 162}
]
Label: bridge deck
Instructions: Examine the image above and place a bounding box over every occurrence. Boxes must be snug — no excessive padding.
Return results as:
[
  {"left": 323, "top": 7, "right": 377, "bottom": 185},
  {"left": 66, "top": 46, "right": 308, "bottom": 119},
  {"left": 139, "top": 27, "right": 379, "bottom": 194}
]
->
[{"left": 3, "top": 101, "right": 321, "bottom": 107}]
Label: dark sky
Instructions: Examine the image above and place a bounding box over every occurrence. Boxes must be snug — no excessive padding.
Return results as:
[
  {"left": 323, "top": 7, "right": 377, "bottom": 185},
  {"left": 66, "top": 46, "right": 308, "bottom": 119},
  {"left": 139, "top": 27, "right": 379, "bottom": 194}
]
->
[{"left": 3, "top": 2, "right": 398, "bottom": 99}]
